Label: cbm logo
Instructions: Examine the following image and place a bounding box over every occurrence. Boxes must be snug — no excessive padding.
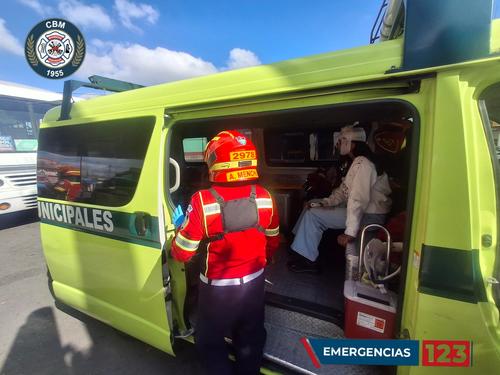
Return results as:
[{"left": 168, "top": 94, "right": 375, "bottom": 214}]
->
[{"left": 25, "top": 19, "right": 85, "bottom": 79}]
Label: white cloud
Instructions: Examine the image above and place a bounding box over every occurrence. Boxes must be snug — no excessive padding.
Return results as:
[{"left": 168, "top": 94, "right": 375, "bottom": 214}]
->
[
  {"left": 77, "top": 40, "right": 217, "bottom": 85},
  {"left": 76, "top": 40, "right": 262, "bottom": 86},
  {"left": 114, "top": 0, "right": 159, "bottom": 33},
  {"left": 18, "top": 0, "right": 51, "bottom": 16},
  {"left": 58, "top": 0, "right": 113, "bottom": 31},
  {"left": 226, "top": 48, "right": 261, "bottom": 70},
  {"left": 0, "top": 19, "right": 23, "bottom": 56}
]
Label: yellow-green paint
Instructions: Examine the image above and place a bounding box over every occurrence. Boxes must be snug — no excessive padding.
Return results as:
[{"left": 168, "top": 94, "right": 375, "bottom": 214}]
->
[
  {"left": 396, "top": 62, "right": 500, "bottom": 374},
  {"left": 491, "top": 19, "right": 500, "bottom": 54},
  {"left": 40, "top": 111, "right": 174, "bottom": 355},
  {"left": 38, "top": 17, "right": 500, "bottom": 374}
]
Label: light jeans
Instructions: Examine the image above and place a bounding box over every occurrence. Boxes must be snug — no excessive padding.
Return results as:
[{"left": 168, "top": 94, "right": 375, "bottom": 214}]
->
[{"left": 291, "top": 206, "right": 386, "bottom": 261}]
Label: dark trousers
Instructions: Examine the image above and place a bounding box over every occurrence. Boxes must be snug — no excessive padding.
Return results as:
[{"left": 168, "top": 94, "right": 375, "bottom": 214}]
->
[{"left": 195, "top": 273, "right": 266, "bottom": 375}]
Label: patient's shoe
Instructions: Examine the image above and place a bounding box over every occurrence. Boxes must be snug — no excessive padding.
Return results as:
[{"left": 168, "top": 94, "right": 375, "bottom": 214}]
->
[{"left": 287, "top": 258, "right": 321, "bottom": 274}]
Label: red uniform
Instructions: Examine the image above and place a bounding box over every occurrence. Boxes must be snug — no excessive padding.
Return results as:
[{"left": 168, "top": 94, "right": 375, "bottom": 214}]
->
[
  {"left": 174, "top": 130, "right": 277, "bottom": 375},
  {"left": 171, "top": 183, "right": 280, "bottom": 279}
]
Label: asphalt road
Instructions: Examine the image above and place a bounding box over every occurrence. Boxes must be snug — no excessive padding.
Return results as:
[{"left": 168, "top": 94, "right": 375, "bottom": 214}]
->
[{"left": 0, "top": 222, "right": 203, "bottom": 375}]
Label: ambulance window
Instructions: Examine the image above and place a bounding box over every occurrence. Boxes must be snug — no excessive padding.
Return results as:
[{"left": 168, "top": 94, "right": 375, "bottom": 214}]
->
[
  {"left": 312, "top": 129, "right": 336, "bottom": 161},
  {"left": 266, "top": 131, "right": 306, "bottom": 163},
  {"left": 264, "top": 129, "right": 337, "bottom": 165},
  {"left": 37, "top": 117, "right": 155, "bottom": 206},
  {"left": 183, "top": 137, "right": 207, "bottom": 162}
]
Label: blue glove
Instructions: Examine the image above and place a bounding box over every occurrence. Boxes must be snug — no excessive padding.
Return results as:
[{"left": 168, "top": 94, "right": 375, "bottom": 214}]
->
[{"left": 173, "top": 205, "right": 185, "bottom": 228}]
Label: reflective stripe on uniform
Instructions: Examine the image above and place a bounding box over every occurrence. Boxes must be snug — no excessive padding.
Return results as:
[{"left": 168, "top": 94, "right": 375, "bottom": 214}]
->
[
  {"left": 203, "top": 203, "right": 221, "bottom": 216},
  {"left": 175, "top": 232, "right": 200, "bottom": 252},
  {"left": 256, "top": 198, "right": 273, "bottom": 209},
  {"left": 265, "top": 226, "right": 280, "bottom": 237},
  {"left": 199, "top": 268, "right": 264, "bottom": 286}
]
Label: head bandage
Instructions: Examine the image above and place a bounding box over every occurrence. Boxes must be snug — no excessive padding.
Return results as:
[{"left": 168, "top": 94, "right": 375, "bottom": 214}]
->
[{"left": 337, "top": 126, "right": 367, "bottom": 155}]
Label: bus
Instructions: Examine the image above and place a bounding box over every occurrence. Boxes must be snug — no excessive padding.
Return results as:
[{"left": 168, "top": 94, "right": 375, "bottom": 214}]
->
[
  {"left": 37, "top": 0, "right": 500, "bottom": 373},
  {"left": 0, "top": 81, "right": 61, "bottom": 224}
]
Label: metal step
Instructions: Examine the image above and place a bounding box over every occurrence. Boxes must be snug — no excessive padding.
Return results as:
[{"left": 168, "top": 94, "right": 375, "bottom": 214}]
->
[{"left": 264, "top": 306, "right": 385, "bottom": 375}]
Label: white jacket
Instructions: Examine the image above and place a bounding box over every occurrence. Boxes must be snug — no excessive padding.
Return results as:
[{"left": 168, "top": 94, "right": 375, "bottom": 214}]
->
[{"left": 321, "top": 156, "right": 392, "bottom": 237}]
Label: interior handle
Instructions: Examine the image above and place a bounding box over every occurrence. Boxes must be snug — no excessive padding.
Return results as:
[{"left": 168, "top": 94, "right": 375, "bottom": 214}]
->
[{"left": 169, "top": 157, "right": 180, "bottom": 193}]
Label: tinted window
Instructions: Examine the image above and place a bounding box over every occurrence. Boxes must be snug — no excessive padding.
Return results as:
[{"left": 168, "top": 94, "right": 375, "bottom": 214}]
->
[
  {"left": 266, "top": 132, "right": 306, "bottom": 163},
  {"left": 38, "top": 117, "right": 155, "bottom": 206},
  {"left": 265, "top": 129, "right": 336, "bottom": 165}
]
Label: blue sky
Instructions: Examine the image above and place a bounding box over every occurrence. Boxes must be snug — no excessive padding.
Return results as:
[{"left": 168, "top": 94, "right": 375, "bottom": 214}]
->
[{"left": 0, "top": 0, "right": 499, "bottom": 94}]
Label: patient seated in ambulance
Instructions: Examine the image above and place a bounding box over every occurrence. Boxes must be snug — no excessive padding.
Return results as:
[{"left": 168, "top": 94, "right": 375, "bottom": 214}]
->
[{"left": 287, "top": 126, "right": 392, "bottom": 274}]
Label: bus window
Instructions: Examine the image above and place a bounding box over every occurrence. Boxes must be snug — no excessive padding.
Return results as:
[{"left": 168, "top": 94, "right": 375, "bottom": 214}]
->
[
  {"left": 0, "top": 97, "right": 53, "bottom": 152},
  {"left": 37, "top": 118, "right": 155, "bottom": 206}
]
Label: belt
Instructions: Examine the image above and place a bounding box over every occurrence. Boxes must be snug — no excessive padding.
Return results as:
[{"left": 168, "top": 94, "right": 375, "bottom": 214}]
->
[{"left": 199, "top": 268, "right": 264, "bottom": 287}]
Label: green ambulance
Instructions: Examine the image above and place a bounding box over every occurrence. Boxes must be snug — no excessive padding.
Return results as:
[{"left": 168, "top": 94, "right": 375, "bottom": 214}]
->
[{"left": 37, "top": 0, "right": 500, "bottom": 373}]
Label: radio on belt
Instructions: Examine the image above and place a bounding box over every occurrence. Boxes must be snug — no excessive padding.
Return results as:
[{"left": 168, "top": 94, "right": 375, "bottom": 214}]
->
[{"left": 344, "top": 224, "right": 400, "bottom": 339}]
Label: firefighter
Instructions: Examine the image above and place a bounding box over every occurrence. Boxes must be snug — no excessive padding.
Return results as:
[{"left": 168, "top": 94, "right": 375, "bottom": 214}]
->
[{"left": 171, "top": 130, "right": 280, "bottom": 375}]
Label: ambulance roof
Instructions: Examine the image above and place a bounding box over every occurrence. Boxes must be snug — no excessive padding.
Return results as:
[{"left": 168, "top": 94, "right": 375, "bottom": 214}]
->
[{"left": 42, "top": 18, "right": 500, "bottom": 125}]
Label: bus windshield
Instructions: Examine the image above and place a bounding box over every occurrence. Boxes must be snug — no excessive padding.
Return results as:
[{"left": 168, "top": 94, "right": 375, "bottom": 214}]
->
[{"left": 0, "top": 97, "right": 57, "bottom": 153}]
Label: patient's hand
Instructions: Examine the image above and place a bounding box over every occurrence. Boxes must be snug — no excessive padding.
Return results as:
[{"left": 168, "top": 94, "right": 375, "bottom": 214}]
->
[
  {"left": 305, "top": 199, "right": 324, "bottom": 209},
  {"left": 337, "top": 234, "right": 355, "bottom": 247}
]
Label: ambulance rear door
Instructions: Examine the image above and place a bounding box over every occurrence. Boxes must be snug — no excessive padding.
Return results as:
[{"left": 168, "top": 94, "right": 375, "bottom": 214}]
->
[{"left": 38, "top": 112, "right": 175, "bottom": 355}]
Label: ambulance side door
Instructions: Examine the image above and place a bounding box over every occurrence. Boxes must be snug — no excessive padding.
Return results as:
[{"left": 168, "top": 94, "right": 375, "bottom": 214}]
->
[{"left": 39, "top": 113, "right": 174, "bottom": 355}]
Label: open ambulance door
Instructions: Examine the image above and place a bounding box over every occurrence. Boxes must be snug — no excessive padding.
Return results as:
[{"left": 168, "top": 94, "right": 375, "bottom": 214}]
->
[{"left": 160, "top": 113, "right": 195, "bottom": 342}]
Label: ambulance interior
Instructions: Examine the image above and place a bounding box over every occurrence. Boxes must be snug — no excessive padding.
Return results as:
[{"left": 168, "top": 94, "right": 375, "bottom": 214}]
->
[{"left": 168, "top": 101, "right": 416, "bottom": 373}]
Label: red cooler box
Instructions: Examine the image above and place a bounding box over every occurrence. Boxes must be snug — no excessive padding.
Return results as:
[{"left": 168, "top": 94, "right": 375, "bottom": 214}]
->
[{"left": 344, "top": 280, "right": 397, "bottom": 339}]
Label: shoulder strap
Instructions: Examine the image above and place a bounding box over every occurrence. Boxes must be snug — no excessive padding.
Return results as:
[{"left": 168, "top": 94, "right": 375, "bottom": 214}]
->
[
  {"left": 209, "top": 187, "right": 225, "bottom": 207},
  {"left": 206, "top": 188, "right": 225, "bottom": 242},
  {"left": 249, "top": 184, "right": 256, "bottom": 202}
]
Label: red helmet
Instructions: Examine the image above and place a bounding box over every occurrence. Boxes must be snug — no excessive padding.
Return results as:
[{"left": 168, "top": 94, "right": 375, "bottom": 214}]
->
[{"left": 204, "top": 130, "right": 259, "bottom": 183}]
